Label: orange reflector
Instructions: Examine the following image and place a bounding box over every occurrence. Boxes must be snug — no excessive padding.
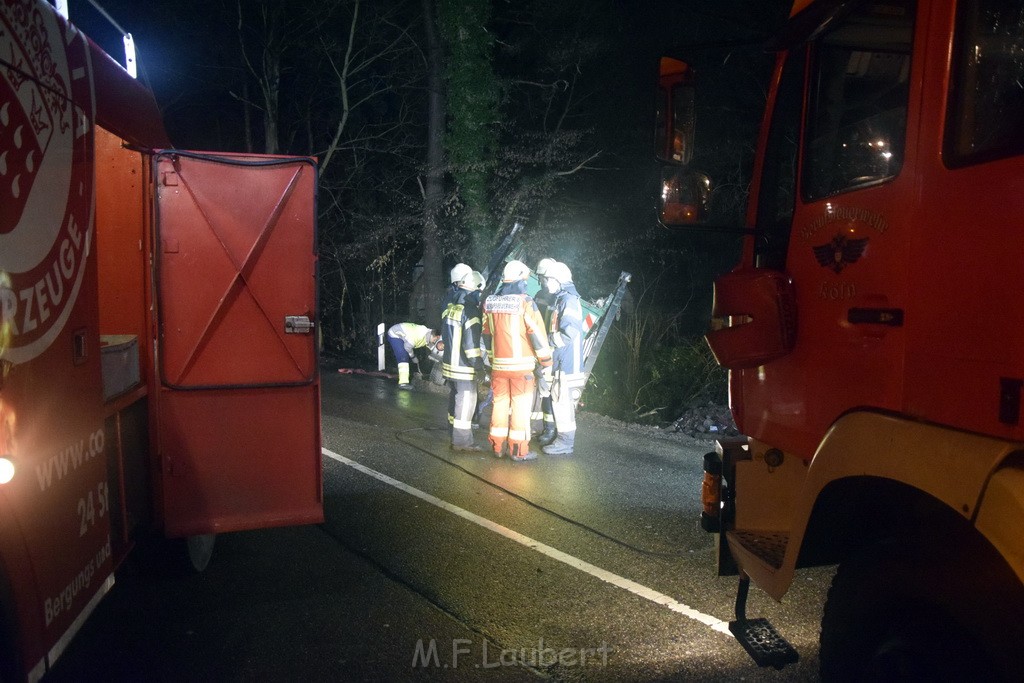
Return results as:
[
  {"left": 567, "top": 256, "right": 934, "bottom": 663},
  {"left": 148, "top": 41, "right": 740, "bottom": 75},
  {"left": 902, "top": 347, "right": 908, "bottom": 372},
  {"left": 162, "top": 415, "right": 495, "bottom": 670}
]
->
[{"left": 702, "top": 471, "right": 721, "bottom": 517}]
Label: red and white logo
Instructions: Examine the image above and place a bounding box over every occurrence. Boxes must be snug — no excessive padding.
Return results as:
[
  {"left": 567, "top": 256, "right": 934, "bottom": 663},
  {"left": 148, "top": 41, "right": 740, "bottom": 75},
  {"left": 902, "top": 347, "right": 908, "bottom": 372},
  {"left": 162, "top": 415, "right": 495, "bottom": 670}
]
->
[{"left": 1, "top": 1, "right": 94, "bottom": 364}]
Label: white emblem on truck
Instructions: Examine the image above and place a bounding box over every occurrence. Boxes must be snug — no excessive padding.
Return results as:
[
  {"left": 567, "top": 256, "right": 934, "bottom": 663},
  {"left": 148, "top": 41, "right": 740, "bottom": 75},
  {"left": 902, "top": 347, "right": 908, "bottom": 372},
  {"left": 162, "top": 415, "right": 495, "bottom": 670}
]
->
[{"left": 0, "top": 4, "right": 94, "bottom": 364}]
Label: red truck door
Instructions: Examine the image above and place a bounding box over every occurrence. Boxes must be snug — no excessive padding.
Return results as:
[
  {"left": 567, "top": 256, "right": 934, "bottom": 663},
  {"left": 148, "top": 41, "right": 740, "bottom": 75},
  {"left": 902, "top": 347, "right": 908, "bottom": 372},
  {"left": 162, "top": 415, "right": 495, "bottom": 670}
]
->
[{"left": 153, "top": 152, "right": 322, "bottom": 537}]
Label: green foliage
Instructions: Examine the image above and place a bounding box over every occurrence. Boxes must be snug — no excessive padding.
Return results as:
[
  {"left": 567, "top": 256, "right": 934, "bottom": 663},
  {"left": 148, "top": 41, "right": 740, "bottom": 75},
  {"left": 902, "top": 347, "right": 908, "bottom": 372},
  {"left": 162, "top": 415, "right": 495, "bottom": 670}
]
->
[
  {"left": 439, "top": 0, "right": 499, "bottom": 254},
  {"left": 643, "top": 340, "right": 727, "bottom": 416},
  {"left": 586, "top": 335, "right": 726, "bottom": 425}
]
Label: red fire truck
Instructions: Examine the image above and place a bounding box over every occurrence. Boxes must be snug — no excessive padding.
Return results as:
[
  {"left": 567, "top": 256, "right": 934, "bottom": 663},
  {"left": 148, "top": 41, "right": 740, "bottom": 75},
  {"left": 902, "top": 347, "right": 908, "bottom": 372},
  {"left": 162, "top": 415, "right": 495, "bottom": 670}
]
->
[
  {"left": 1, "top": 1, "right": 322, "bottom": 679},
  {"left": 659, "top": 0, "right": 1024, "bottom": 678}
]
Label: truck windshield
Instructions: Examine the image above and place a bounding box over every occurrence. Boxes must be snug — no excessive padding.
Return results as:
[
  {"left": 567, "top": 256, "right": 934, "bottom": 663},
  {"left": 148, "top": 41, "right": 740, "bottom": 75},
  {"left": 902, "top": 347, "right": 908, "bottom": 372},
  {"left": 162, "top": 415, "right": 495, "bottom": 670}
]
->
[
  {"left": 802, "top": 0, "right": 915, "bottom": 200},
  {"left": 945, "top": 0, "right": 1024, "bottom": 166}
]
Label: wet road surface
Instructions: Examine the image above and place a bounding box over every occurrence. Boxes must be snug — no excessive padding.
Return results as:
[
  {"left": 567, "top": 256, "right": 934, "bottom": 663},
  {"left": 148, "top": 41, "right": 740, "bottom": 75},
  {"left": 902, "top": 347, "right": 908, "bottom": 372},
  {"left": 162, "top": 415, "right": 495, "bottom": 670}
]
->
[{"left": 48, "top": 371, "right": 832, "bottom": 681}]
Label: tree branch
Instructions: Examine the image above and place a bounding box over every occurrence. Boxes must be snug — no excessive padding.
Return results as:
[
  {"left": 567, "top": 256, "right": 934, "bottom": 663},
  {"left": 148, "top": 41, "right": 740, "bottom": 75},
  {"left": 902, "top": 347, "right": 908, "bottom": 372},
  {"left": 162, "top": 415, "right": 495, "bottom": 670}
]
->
[{"left": 555, "top": 150, "right": 602, "bottom": 176}]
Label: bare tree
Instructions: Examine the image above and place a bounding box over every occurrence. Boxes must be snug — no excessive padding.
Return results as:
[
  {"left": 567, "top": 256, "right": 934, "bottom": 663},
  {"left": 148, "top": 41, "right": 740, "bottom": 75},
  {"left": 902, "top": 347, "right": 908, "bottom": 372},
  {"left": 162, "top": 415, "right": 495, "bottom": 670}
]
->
[
  {"left": 231, "top": 0, "right": 315, "bottom": 154},
  {"left": 489, "top": 4, "right": 612, "bottom": 248}
]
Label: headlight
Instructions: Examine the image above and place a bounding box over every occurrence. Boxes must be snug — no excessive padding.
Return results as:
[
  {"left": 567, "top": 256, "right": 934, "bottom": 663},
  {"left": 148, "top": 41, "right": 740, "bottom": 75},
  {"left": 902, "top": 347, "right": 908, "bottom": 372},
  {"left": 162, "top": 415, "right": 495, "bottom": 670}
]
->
[{"left": 0, "top": 456, "right": 14, "bottom": 484}]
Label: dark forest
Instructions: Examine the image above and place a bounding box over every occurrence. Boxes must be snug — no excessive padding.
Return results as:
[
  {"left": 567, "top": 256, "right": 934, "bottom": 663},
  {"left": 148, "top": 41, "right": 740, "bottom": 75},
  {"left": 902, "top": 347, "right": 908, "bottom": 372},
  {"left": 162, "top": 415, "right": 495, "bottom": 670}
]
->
[{"left": 74, "top": 0, "right": 791, "bottom": 424}]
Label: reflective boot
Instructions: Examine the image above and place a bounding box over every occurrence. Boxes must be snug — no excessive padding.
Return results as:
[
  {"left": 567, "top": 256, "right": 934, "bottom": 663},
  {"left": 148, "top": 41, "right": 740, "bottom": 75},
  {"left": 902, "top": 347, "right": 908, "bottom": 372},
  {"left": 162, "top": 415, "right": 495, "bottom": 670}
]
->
[
  {"left": 542, "top": 432, "right": 575, "bottom": 455},
  {"left": 397, "top": 362, "right": 411, "bottom": 388},
  {"left": 537, "top": 422, "right": 557, "bottom": 446}
]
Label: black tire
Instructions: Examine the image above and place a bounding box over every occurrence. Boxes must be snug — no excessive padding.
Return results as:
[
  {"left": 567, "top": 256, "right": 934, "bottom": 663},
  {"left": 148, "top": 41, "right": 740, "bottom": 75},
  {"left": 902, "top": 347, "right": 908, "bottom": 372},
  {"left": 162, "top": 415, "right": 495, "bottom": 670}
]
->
[
  {"left": 820, "top": 533, "right": 1024, "bottom": 682},
  {"left": 429, "top": 361, "right": 445, "bottom": 386},
  {"left": 0, "top": 624, "right": 19, "bottom": 683},
  {"left": 0, "top": 569, "right": 22, "bottom": 683}
]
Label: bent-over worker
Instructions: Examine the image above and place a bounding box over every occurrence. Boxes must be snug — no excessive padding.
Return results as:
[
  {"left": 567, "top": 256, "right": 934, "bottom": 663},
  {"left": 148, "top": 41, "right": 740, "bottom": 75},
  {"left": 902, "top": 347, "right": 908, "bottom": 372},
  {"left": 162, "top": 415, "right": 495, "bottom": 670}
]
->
[{"left": 387, "top": 322, "right": 440, "bottom": 389}]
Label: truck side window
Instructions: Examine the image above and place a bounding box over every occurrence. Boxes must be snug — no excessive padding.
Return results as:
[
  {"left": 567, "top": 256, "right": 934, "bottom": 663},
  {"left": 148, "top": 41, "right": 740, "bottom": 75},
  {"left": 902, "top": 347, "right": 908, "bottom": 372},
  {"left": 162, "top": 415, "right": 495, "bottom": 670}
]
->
[
  {"left": 755, "top": 48, "right": 805, "bottom": 270},
  {"left": 802, "top": 0, "right": 915, "bottom": 200},
  {"left": 945, "top": 0, "right": 1024, "bottom": 166}
]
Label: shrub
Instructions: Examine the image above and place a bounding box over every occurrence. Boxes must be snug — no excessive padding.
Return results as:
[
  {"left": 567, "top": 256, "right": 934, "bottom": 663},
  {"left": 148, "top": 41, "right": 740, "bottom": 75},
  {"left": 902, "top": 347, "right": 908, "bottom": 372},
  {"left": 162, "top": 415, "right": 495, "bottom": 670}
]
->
[
  {"left": 585, "top": 335, "right": 726, "bottom": 425},
  {"left": 639, "top": 338, "right": 727, "bottom": 422}
]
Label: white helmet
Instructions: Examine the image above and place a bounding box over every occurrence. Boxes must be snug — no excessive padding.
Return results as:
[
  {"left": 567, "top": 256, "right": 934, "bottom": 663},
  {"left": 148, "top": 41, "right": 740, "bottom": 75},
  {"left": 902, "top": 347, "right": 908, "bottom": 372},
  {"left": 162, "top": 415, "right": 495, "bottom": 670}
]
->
[
  {"left": 548, "top": 261, "right": 573, "bottom": 285},
  {"left": 450, "top": 263, "right": 472, "bottom": 284},
  {"left": 502, "top": 260, "right": 530, "bottom": 282},
  {"left": 469, "top": 271, "right": 486, "bottom": 290},
  {"left": 535, "top": 258, "right": 556, "bottom": 278}
]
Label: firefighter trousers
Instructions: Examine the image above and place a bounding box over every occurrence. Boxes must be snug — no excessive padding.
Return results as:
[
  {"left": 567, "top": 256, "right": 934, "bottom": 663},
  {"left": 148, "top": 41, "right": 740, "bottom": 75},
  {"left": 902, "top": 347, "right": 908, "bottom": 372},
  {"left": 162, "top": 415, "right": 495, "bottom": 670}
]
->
[
  {"left": 448, "top": 379, "right": 478, "bottom": 447},
  {"left": 489, "top": 371, "right": 534, "bottom": 457},
  {"left": 530, "top": 392, "right": 554, "bottom": 434},
  {"left": 551, "top": 379, "right": 577, "bottom": 438}
]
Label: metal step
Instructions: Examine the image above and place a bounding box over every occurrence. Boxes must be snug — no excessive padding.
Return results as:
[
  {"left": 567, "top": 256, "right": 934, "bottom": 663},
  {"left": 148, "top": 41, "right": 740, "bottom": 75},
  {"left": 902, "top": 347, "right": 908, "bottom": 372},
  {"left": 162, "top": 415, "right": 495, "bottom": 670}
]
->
[
  {"left": 729, "top": 574, "right": 799, "bottom": 669},
  {"left": 729, "top": 617, "right": 799, "bottom": 669}
]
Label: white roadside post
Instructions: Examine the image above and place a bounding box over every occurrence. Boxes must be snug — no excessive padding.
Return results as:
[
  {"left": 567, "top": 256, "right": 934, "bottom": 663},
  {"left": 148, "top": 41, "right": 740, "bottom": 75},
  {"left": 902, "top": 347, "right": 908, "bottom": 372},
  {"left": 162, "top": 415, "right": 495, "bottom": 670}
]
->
[{"left": 377, "top": 323, "right": 385, "bottom": 372}]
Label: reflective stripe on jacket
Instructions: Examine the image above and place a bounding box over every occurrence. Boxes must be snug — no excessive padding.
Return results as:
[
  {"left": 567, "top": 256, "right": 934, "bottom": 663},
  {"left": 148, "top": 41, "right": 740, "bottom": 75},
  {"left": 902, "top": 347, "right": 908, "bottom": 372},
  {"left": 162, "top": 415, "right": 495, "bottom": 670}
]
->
[
  {"left": 549, "top": 284, "right": 586, "bottom": 388},
  {"left": 438, "top": 283, "right": 461, "bottom": 332},
  {"left": 482, "top": 281, "right": 552, "bottom": 373},
  {"left": 442, "top": 289, "right": 483, "bottom": 380}
]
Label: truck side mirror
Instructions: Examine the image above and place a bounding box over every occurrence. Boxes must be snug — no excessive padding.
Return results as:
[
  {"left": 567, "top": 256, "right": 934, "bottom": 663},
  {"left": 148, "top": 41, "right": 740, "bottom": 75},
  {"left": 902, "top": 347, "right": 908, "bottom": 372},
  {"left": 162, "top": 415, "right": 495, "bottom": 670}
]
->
[
  {"left": 659, "top": 167, "right": 712, "bottom": 226},
  {"left": 656, "top": 57, "right": 695, "bottom": 165},
  {"left": 705, "top": 268, "right": 797, "bottom": 369}
]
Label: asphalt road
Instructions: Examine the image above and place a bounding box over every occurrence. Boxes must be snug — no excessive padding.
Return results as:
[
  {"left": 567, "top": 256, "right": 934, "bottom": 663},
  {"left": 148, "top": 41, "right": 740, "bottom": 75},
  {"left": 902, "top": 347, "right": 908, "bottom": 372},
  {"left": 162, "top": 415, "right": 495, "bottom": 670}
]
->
[{"left": 48, "top": 371, "right": 834, "bottom": 682}]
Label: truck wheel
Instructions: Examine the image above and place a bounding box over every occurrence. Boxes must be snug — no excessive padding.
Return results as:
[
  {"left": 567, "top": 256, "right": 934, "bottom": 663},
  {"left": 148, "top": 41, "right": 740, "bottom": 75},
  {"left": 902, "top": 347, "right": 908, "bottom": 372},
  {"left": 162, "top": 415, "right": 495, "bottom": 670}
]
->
[
  {"left": 820, "top": 534, "right": 1024, "bottom": 681},
  {"left": 0, "top": 571, "right": 21, "bottom": 682},
  {"left": 0, "top": 624, "right": 18, "bottom": 683}
]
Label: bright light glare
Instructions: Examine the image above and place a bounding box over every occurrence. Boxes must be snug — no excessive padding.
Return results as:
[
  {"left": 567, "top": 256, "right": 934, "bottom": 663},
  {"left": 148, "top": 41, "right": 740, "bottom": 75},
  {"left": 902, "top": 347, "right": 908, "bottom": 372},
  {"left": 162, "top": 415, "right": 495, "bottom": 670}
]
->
[
  {"left": 0, "top": 457, "right": 14, "bottom": 484},
  {"left": 123, "top": 34, "right": 137, "bottom": 79},
  {"left": 881, "top": 152, "right": 892, "bottom": 159}
]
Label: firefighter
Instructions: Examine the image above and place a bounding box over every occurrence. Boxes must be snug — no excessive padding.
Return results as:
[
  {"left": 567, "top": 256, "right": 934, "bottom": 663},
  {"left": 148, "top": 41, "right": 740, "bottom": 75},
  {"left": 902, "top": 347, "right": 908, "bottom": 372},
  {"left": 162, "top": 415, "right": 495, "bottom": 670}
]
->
[
  {"left": 387, "top": 322, "right": 441, "bottom": 389},
  {"left": 532, "top": 258, "right": 558, "bottom": 446},
  {"left": 440, "top": 263, "right": 473, "bottom": 330},
  {"left": 441, "top": 269, "right": 486, "bottom": 452},
  {"left": 542, "top": 262, "right": 585, "bottom": 455},
  {"left": 442, "top": 263, "right": 476, "bottom": 423},
  {"left": 464, "top": 271, "right": 494, "bottom": 429},
  {"left": 481, "top": 260, "right": 552, "bottom": 461}
]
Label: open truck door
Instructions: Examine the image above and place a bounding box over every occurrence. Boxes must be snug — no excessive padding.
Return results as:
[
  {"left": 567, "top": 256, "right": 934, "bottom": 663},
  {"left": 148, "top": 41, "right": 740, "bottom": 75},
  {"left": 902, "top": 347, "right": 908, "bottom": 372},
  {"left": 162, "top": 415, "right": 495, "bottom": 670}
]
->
[{"left": 153, "top": 151, "right": 322, "bottom": 537}]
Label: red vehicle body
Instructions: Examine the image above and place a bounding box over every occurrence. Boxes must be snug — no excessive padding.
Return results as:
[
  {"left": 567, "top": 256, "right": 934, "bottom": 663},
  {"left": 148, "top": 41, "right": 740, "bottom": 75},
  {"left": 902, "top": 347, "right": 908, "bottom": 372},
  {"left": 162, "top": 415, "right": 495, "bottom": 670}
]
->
[
  {"left": 1, "top": 1, "right": 322, "bottom": 679},
  {"left": 660, "top": 0, "right": 1024, "bottom": 678}
]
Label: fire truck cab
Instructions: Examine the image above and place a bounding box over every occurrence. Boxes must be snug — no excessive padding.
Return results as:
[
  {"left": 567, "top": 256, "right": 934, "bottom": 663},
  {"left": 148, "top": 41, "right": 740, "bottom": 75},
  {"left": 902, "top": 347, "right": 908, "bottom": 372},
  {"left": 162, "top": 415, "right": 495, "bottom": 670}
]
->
[
  {"left": 1, "top": 1, "right": 323, "bottom": 679},
  {"left": 659, "top": 0, "right": 1024, "bottom": 678}
]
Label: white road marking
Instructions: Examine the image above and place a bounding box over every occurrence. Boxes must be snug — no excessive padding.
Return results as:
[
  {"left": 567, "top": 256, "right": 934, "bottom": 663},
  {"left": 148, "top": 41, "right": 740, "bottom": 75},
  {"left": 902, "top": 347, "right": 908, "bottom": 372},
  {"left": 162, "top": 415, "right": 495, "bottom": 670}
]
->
[{"left": 323, "top": 447, "right": 732, "bottom": 636}]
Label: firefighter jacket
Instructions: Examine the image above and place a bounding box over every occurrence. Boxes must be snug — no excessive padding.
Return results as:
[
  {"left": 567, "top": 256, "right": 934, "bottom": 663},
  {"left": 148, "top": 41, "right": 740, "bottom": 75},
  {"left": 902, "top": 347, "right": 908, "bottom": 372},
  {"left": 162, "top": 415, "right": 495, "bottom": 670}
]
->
[
  {"left": 388, "top": 322, "right": 434, "bottom": 353},
  {"left": 438, "top": 283, "right": 461, "bottom": 331},
  {"left": 548, "top": 283, "right": 586, "bottom": 389},
  {"left": 441, "top": 288, "right": 484, "bottom": 381},
  {"left": 534, "top": 288, "right": 556, "bottom": 332},
  {"left": 482, "top": 280, "right": 552, "bottom": 374}
]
